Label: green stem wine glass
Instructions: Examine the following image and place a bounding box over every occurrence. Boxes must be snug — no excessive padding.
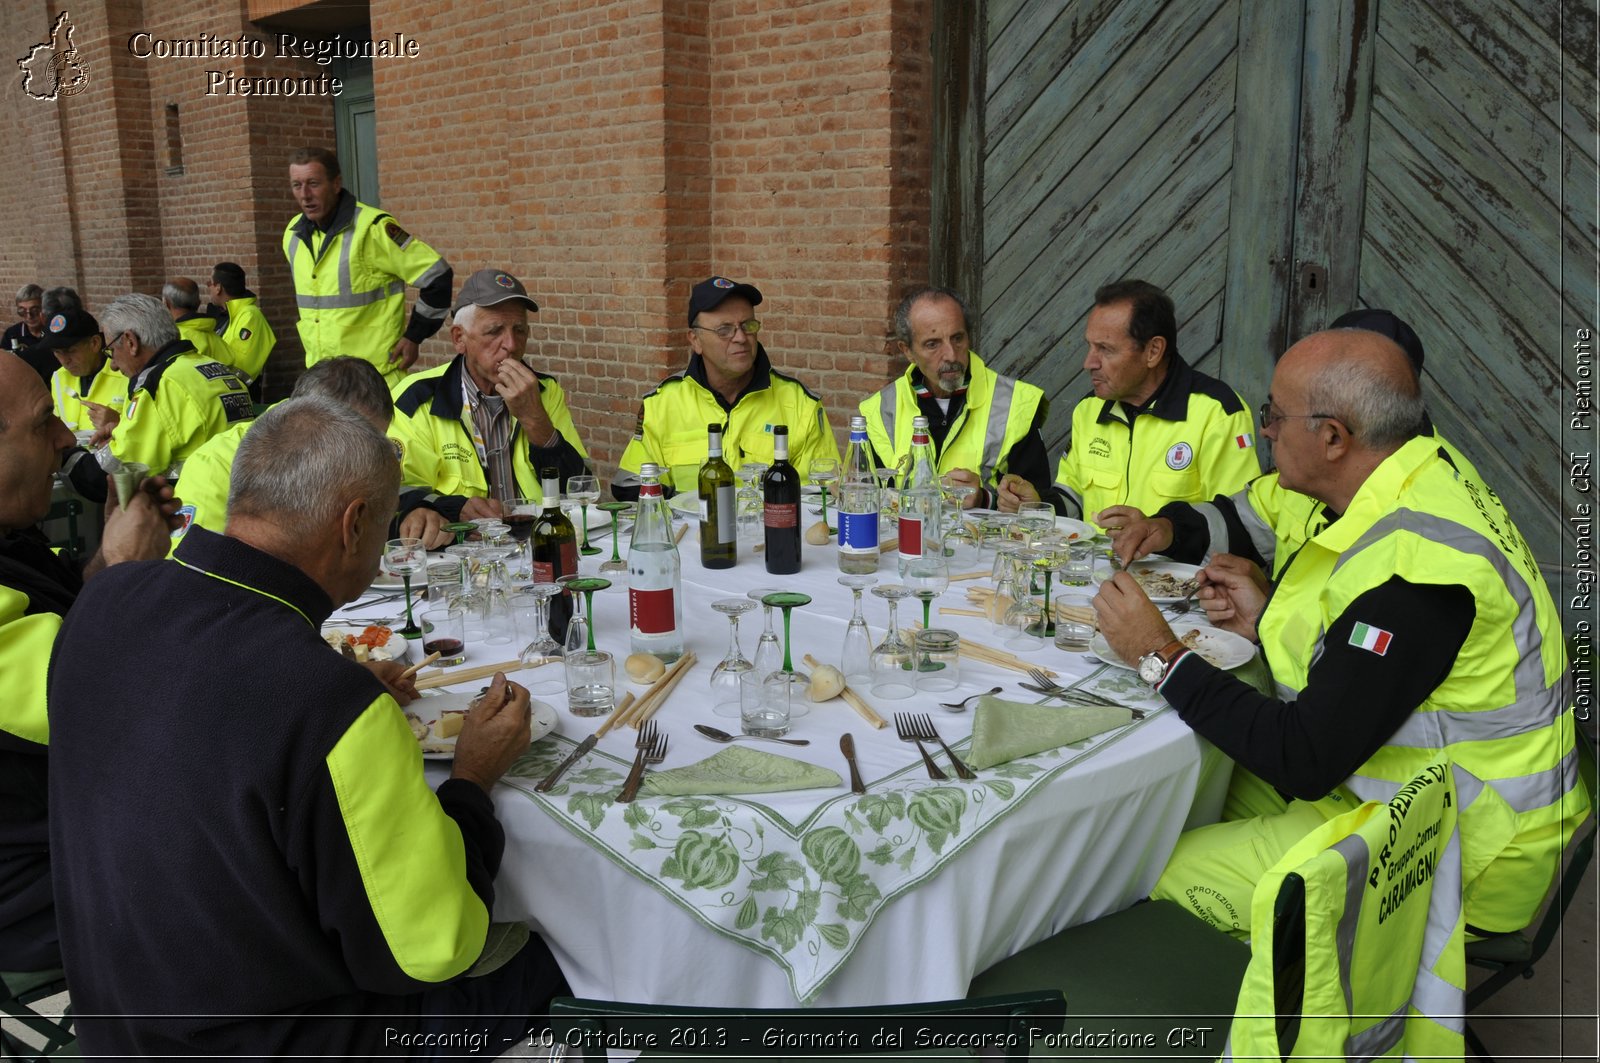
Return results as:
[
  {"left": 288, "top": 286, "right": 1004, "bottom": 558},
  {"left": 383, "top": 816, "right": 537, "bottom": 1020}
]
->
[
  {"left": 597, "top": 501, "right": 630, "bottom": 575},
  {"left": 564, "top": 576, "right": 611, "bottom": 652}
]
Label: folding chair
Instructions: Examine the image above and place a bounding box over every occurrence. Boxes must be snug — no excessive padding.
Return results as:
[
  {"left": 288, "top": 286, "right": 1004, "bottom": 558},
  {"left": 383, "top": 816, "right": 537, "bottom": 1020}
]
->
[{"left": 0, "top": 968, "right": 74, "bottom": 1059}]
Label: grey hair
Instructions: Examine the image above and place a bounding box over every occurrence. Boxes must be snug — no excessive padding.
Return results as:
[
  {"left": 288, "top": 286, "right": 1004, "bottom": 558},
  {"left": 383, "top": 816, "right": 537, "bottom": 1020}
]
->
[
  {"left": 228, "top": 396, "right": 399, "bottom": 529},
  {"left": 99, "top": 293, "right": 178, "bottom": 351},
  {"left": 15, "top": 284, "right": 42, "bottom": 302},
  {"left": 893, "top": 286, "right": 971, "bottom": 347},
  {"left": 452, "top": 302, "right": 480, "bottom": 333},
  {"left": 161, "top": 278, "right": 200, "bottom": 312},
  {"left": 291, "top": 356, "right": 393, "bottom": 425},
  {"left": 41, "top": 287, "right": 81, "bottom": 316},
  {"left": 1301, "top": 343, "right": 1426, "bottom": 448}
]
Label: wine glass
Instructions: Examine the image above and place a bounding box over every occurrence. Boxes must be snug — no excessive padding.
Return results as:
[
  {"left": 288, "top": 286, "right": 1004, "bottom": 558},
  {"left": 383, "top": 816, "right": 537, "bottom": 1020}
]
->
[
  {"left": 904, "top": 552, "right": 950, "bottom": 629},
  {"left": 710, "top": 598, "right": 758, "bottom": 718},
  {"left": 868, "top": 584, "right": 915, "bottom": 700},
  {"left": 744, "top": 588, "right": 792, "bottom": 716},
  {"left": 755, "top": 591, "right": 812, "bottom": 737},
  {"left": 1003, "top": 547, "right": 1047, "bottom": 649},
  {"left": 513, "top": 584, "right": 567, "bottom": 694},
  {"left": 1026, "top": 537, "right": 1071, "bottom": 639},
  {"left": 809, "top": 458, "right": 839, "bottom": 531},
  {"left": 837, "top": 574, "right": 877, "bottom": 686},
  {"left": 478, "top": 526, "right": 519, "bottom": 645},
  {"left": 567, "top": 474, "right": 601, "bottom": 555},
  {"left": 383, "top": 537, "right": 426, "bottom": 637},
  {"left": 736, "top": 462, "right": 768, "bottom": 543},
  {"left": 1016, "top": 501, "right": 1055, "bottom": 541},
  {"left": 940, "top": 472, "right": 977, "bottom": 510},
  {"left": 597, "top": 500, "right": 631, "bottom": 575},
  {"left": 563, "top": 576, "right": 611, "bottom": 653}
]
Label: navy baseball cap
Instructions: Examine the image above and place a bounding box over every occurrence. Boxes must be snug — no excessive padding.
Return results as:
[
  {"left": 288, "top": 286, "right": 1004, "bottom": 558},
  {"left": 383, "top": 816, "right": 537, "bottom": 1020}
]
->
[
  {"left": 688, "top": 276, "right": 762, "bottom": 325},
  {"left": 1330, "top": 308, "right": 1425, "bottom": 372},
  {"left": 34, "top": 308, "right": 101, "bottom": 350}
]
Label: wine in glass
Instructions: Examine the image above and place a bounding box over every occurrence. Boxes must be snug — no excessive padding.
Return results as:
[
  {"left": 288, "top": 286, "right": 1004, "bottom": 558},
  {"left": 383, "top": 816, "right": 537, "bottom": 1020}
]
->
[
  {"left": 750, "top": 591, "right": 811, "bottom": 738},
  {"left": 597, "top": 501, "right": 631, "bottom": 575},
  {"left": 808, "top": 458, "right": 839, "bottom": 532},
  {"left": 837, "top": 574, "right": 877, "bottom": 686},
  {"left": 709, "top": 598, "right": 758, "bottom": 718},
  {"left": 868, "top": 584, "right": 915, "bottom": 700},
  {"left": 383, "top": 537, "right": 427, "bottom": 638},
  {"left": 567, "top": 474, "right": 602, "bottom": 556}
]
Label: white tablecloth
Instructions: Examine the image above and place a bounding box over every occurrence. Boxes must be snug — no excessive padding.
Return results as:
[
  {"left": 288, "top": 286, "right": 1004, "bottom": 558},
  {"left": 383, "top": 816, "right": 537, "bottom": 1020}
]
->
[{"left": 339, "top": 527, "right": 1230, "bottom": 1007}]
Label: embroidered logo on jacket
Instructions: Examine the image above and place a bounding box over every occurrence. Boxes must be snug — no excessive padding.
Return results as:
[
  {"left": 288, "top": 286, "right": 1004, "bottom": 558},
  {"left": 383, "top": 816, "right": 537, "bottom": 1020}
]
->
[{"left": 1165, "top": 442, "right": 1193, "bottom": 470}]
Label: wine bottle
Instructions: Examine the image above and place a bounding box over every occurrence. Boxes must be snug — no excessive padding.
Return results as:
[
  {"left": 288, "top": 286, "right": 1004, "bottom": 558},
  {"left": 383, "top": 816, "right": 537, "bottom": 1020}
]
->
[
  {"left": 628, "top": 464, "right": 684, "bottom": 661},
  {"left": 698, "top": 422, "right": 736, "bottom": 569},
  {"left": 837, "top": 414, "right": 880, "bottom": 574},
  {"left": 530, "top": 468, "right": 577, "bottom": 642},
  {"left": 762, "top": 425, "right": 801, "bottom": 574}
]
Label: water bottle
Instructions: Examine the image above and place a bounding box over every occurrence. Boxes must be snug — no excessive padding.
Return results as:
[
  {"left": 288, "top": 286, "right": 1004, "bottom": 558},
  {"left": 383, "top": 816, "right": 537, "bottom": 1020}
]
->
[
  {"left": 627, "top": 463, "right": 684, "bottom": 661},
  {"left": 838, "top": 415, "right": 880, "bottom": 574},
  {"left": 897, "top": 416, "right": 941, "bottom": 576}
]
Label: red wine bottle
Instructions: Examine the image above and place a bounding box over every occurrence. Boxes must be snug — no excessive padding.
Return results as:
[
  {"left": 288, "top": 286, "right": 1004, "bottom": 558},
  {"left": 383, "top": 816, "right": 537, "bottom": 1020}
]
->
[{"left": 762, "top": 425, "right": 801, "bottom": 574}]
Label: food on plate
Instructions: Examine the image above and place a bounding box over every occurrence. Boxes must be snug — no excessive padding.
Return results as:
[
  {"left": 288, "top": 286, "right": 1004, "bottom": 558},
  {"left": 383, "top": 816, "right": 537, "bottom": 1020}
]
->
[
  {"left": 1132, "top": 570, "right": 1199, "bottom": 599},
  {"left": 404, "top": 712, "right": 428, "bottom": 742},
  {"left": 807, "top": 663, "right": 845, "bottom": 702},
  {"left": 324, "top": 625, "right": 394, "bottom": 662},
  {"left": 804, "top": 520, "right": 832, "bottom": 545},
  {"left": 624, "top": 652, "right": 665, "bottom": 683},
  {"left": 1179, "top": 628, "right": 1231, "bottom": 668},
  {"left": 434, "top": 711, "right": 466, "bottom": 739}
]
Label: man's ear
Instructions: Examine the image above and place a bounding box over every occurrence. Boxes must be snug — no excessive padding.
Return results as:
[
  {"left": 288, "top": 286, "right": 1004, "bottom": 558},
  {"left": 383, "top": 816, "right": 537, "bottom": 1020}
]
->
[
  {"left": 450, "top": 324, "right": 468, "bottom": 355},
  {"left": 339, "top": 496, "right": 369, "bottom": 557},
  {"left": 1321, "top": 417, "right": 1352, "bottom": 462},
  {"left": 1142, "top": 335, "right": 1167, "bottom": 368}
]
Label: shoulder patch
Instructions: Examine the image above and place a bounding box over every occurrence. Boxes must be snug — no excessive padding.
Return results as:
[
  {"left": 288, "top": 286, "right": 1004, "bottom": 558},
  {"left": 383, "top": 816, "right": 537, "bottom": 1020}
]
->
[
  {"left": 237, "top": 327, "right": 251, "bottom": 341},
  {"left": 1349, "top": 622, "right": 1393, "bottom": 656},
  {"left": 632, "top": 407, "right": 645, "bottom": 440},
  {"left": 220, "top": 392, "right": 255, "bottom": 423},
  {"left": 384, "top": 221, "right": 410, "bottom": 246}
]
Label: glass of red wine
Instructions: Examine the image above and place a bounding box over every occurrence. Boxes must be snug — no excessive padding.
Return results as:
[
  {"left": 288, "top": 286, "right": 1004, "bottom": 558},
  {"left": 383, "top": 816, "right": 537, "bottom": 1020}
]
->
[{"left": 420, "top": 606, "right": 467, "bottom": 666}]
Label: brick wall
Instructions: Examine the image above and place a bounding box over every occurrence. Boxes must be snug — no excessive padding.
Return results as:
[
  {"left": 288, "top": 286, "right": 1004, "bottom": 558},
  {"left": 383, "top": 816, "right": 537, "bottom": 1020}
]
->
[{"left": 4, "top": 0, "right": 933, "bottom": 476}]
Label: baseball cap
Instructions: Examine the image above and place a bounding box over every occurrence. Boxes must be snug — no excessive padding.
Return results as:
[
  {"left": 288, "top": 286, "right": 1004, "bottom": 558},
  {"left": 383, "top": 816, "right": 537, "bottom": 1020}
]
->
[
  {"left": 34, "top": 308, "right": 102, "bottom": 350},
  {"left": 1329, "top": 308, "right": 1425, "bottom": 372},
  {"left": 451, "top": 269, "right": 539, "bottom": 314},
  {"left": 688, "top": 276, "right": 762, "bottom": 325}
]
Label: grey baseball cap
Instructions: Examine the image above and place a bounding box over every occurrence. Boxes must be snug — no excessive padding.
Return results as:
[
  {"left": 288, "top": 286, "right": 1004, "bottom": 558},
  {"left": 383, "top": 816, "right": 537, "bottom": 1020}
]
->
[{"left": 451, "top": 269, "right": 539, "bottom": 314}]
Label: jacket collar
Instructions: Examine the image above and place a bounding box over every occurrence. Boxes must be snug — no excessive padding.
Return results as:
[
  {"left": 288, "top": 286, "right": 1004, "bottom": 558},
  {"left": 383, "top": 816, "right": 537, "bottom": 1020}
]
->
[
  {"left": 685, "top": 343, "right": 774, "bottom": 411},
  {"left": 1093, "top": 350, "right": 1195, "bottom": 425},
  {"left": 172, "top": 526, "right": 336, "bottom": 628},
  {"left": 290, "top": 188, "right": 359, "bottom": 242},
  {"left": 130, "top": 338, "right": 196, "bottom": 397}
]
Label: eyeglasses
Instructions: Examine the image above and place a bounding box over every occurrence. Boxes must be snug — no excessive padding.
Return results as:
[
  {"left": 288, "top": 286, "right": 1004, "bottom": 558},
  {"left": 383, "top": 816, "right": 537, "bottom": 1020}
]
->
[
  {"left": 691, "top": 320, "right": 761, "bottom": 341},
  {"left": 1259, "top": 400, "right": 1334, "bottom": 429},
  {"left": 16, "top": 305, "right": 41, "bottom": 319}
]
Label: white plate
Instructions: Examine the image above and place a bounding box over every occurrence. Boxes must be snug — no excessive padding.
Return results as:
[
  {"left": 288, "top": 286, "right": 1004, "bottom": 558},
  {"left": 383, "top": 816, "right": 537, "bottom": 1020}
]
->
[
  {"left": 1090, "top": 625, "right": 1254, "bottom": 671},
  {"left": 667, "top": 493, "right": 699, "bottom": 518},
  {"left": 323, "top": 624, "right": 410, "bottom": 663},
  {"left": 1055, "top": 516, "right": 1097, "bottom": 540},
  {"left": 1125, "top": 559, "right": 1203, "bottom": 604},
  {"left": 411, "top": 691, "right": 560, "bottom": 760}
]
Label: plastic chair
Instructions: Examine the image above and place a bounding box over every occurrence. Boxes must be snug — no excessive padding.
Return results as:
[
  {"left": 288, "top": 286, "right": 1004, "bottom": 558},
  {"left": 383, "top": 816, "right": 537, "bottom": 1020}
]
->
[
  {"left": 0, "top": 967, "right": 74, "bottom": 1059},
  {"left": 967, "top": 899, "right": 1251, "bottom": 1059},
  {"left": 42, "top": 497, "right": 84, "bottom": 563},
  {"left": 1463, "top": 727, "right": 1597, "bottom": 1061},
  {"left": 550, "top": 990, "right": 1063, "bottom": 1061}
]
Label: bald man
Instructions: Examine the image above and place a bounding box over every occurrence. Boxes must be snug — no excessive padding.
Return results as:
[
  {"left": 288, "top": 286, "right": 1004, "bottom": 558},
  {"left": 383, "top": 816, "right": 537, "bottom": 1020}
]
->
[{"left": 1097, "top": 329, "right": 1586, "bottom": 940}]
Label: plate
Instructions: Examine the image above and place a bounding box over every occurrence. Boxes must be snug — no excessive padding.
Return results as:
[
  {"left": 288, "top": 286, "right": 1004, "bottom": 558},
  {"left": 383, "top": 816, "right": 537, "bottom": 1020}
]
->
[
  {"left": 667, "top": 492, "right": 699, "bottom": 518},
  {"left": 1090, "top": 625, "right": 1255, "bottom": 671},
  {"left": 1055, "top": 516, "right": 1097, "bottom": 540},
  {"left": 1125, "top": 559, "right": 1203, "bottom": 604},
  {"left": 410, "top": 691, "right": 560, "bottom": 760},
  {"left": 323, "top": 624, "right": 410, "bottom": 663}
]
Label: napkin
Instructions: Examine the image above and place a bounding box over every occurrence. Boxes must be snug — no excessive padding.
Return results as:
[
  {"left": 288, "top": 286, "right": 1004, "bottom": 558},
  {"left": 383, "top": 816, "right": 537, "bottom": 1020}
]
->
[
  {"left": 965, "top": 695, "right": 1133, "bottom": 770},
  {"left": 642, "top": 745, "right": 842, "bottom": 796}
]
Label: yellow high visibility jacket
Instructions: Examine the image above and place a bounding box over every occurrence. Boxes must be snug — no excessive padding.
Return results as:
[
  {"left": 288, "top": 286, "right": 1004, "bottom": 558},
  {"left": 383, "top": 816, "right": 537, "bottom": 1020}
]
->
[
  {"left": 390, "top": 356, "right": 589, "bottom": 505},
  {"left": 51, "top": 357, "right": 127, "bottom": 434},
  {"left": 215, "top": 296, "right": 276, "bottom": 381},
  {"left": 108, "top": 340, "right": 256, "bottom": 474},
  {"left": 174, "top": 315, "right": 224, "bottom": 365},
  {"left": 1260, "top": 436, "right": 1588, "bottom": 934},
  {"left": 283, "top": 192, "right": 450, "bottom": 384},
  {"left": 1225, "top": 760, "right": 1466, "bottom": 1061},
  {"left": 164, "top": 420, "right": 249, "bottom": 555},
  {"left": 859, "top": 352, "right": 1043, "bottom": 498},
  {"left": 619, "top": 348, "right": 839, "bottom": 492},
  {"left": 1055, "top": 353, "right": 1259, "bottom": 521}
]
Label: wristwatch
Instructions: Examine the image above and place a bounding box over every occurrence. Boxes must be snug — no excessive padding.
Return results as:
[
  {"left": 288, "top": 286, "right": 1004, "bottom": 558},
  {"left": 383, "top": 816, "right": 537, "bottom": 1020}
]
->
[{"left": 1137, "top": 639, "right": 1189, "bottom": 686}]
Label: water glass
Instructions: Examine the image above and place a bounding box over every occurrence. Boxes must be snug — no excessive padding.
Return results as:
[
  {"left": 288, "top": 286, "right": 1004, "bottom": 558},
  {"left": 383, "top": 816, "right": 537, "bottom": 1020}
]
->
[
  {"left": 743, "top": 670, "right": 793, "bottom": 737},
  {"left": 426, "top": 559, "right": 463, "bottom": 602},
  {"left": 1054, "top": 592, "right": 1096, "bottom": 651},
  {"left": 565, "top": 650, "right": 615, "bottom": 717},
  {"left": 1061, "top": 541, "right": 1095, "bottom": 587},
  {"left": 420, "top": 606, "right": 467, "bottom": 666},
  {"left": 913, "top": 628, "right": 961, "bottom": 692}
]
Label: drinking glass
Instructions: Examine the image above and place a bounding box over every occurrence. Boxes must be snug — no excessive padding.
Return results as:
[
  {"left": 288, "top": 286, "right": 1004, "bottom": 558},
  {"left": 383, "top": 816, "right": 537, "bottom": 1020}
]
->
[
  {"left": 420, "top": 606, "right": 467, "bottom": 666},
  {"left": 747, "top": 591, "right": 811, "bottom": 738},
  {"left": 913, "top": 628, "right": 960, "bottom": 692},
  {"left": 903, "top": 552, "right": 950, "bottom": 629},
  {"left": 110, "top": 461, "right": 151, "bottom": 509},
  {"left": 503, "top": 497, "right": 539, "bottom": 580},
  {"left": 1054, "top": 591, "right": 1097, "bottom": 651},
  {"left": 868, "top": 584, "right": 915, "bottom": 700},
  {"left": 425, "top": 558, "right": 462, "bottom": 604},
  {"left": 565, "top": 632, "right": 614, "bottom": 718},
  {"left": 809, "top": 458, "right": 839, "bottom": 530},
  {"left": 1061, "top": 539, "right": 1095, "bottom": 587},
  {"left": 383, "top": 537, "right": 426, "bottom": 637},
  {"left": 513, "top": 585, "right": 568, "bottom": 694},
  {"left": 941, "top": 498, "right": 980, "bottom": 569},
  {"left": 736, "top": 462, "right": 768, "bottom": 543},
  {"left": 1003, "top": 551, "right": 1046, "bottom": 649},
  {"left": 567, "top": 475, "right": 601, "bottom": 555},
  {"left": 940, "top": 472, "right": 977, "bottom": 510},
  {"left": 597, "top": 501, "right": 631, "bottom": 575},
  {"left": 745, "top": 587, "right": 804, "bottom": 717},
  {"left": 445, "top": 543, "right": 488, "bottom": 640},
  {"left": 1026, "top": 540, "right": 1069, "bottom": 639},
  {"left": 564, "top": 576, "right": 611, "bottom": 653},
  {"left": 478, "top": 528, "right": 520, "bottom": 645},
  {"left": 837, "top": 574, "right": 877, "bottom": 686},
  {"left": 1016, "top": 501, "right": 1055, "bottom": 541},
  {"left": 709, "top": 598, "right": 758, "bottom": 718}
]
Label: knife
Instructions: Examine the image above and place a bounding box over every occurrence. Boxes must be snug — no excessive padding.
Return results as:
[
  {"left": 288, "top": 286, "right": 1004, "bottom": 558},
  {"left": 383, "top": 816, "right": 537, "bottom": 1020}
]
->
[
  {"left": 839, "top": 733, "right": 866, "bottom": 795},
  {"left": 535, "top": 733, "right": 598, "bottom": 792}
]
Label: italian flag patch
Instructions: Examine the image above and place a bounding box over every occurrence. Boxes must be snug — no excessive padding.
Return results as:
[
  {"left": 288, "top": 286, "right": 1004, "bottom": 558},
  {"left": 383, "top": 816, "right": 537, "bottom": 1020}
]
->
[
  {"left": 1235, "top": 433, "right": 1254, "bottom": 449},
  {"left": 1349, "top": 622, "right": 1393, "bottom": 656}
]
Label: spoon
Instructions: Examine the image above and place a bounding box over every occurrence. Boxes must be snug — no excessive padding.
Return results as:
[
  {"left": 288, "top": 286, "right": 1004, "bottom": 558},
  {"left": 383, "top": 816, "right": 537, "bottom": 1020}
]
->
[
  {"left": 693, "top": 723, "right": 810, "bottom": 747},
  {"left": 937, "top": 685, "right": 1002, "bottom": 712}
]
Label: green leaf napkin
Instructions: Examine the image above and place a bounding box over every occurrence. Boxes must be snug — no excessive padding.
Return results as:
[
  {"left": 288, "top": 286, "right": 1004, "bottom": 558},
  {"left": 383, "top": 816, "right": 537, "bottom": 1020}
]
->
[
  {"left": 642, "top": 744, "right": 843, "bottom": 796},
  {"left": 965, "top": 695, "right": 1133, "bottom": 769}
]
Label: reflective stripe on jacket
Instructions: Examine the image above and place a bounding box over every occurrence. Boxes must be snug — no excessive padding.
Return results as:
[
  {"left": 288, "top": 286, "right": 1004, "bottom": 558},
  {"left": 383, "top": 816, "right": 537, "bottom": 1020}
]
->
[{"left": 51, "top": 358, "right": 127, "bottom": 435}]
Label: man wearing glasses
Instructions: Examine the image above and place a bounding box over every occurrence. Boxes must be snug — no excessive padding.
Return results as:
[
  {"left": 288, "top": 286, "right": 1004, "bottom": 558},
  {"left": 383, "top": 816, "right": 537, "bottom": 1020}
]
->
[
  {"left": 616, "top": 276, "right": 840, "bottom": 499},
  {"left": 4, "top": 284, "right": 55, "bottom": 384},
  {"left": 999, "top": 279, "right": 1260, "bottom": 519}
]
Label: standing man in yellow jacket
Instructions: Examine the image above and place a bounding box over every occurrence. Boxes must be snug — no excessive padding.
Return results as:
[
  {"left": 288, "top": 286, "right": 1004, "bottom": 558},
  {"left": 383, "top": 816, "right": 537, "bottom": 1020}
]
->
[
  {"left": 206, "top": 262, "right": 276, "bottom": 401},
  {"left": 1096, "top": 329, "right": 1587, "bottom": 939},
  {"left": 1001, "top": 279, "right": 1260, "bottom": 521},
  {"left": 283, "top": 147, "right": 452, "bottom": 385},
  {"left": 860, "top": 286, "right": 1050, "bottom": 508}
]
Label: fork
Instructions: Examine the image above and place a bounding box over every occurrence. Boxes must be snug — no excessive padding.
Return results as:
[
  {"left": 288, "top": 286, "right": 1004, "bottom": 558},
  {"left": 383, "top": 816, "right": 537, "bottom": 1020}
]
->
[
  {"left": 893, "top": 713, "right": 948, "bottom": 780},
  {"left": 1169, "top": 585, "right": 1202, "bottom": 615},
  {"left": 909, "top": 712, "right": 976, "bottom": 780},
  {"left": 615, "top": 720, "right": 660, "bottom": 803},
  {"left": 1023, "top": 668, "right": 1145, "bottom": 719}
]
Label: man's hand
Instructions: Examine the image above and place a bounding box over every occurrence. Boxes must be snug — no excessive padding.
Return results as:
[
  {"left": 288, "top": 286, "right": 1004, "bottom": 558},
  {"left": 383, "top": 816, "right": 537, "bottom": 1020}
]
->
[
  {"left": 495, "top": 359, "right": 556, "bottom": 444},
  {"left": 399, "top": 506, "right": 453, "bottom": 549},
  {"left": 1094, "top": 572, "right": 1177, "bottom": 665},
  {"left": 362, "top": 659, "right": 419, "bottom": 706},
  {"left": 1194, "top": 553, "right": 1270, "bottom": 641},
  {"left": 1096, "top": 505, "right": 1173, "bottom": 564},
  {"left": 94, "top": 477, "right": 183, "bottom": 571},
  {"left": 452, "top": 673, "right": 532, "bottom": 792},
  {"left": 943, "top": 468, "right": 984, "bottom": 509},
  {"left": 460, "top": 496, "right": 505, "bottom": 521},
  {"left": 82, "top": 400, "right": 120, "bottom": 437},
  {"left": 388, "top": 337, "right": 421, "bottom": 372},
  {"left": 996, "top": 474, "right": 1039, "bottom": 514}
]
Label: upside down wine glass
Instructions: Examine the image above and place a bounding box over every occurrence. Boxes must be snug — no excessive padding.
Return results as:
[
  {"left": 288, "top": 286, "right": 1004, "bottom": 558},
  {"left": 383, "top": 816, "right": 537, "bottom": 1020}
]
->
[
  {"left": 597, "top": 501, "right": 631, "bottom": 575},
  {"left": 837, "top": 574, "right": 877, "bottom": 686},
  {"left": 809, "top": 458, "right": 839, "bottom": 532},
  {"left": 710, "top": 597, "right": 759, "bottom": 718},
  {"left": 383, "top": 537, "right": 426, "bottom": 638},
  {"left": 753, "top": 591, "right": 811, "bottom": 738},
  {"left": 562, "top": 576, "right": 612, "bottom": 652},
  {"left": 869, "top": 583, "right": 915, "bottom": 700},
  {"left": 568, "top": 475, "right": 602, "bottom": 556}
]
